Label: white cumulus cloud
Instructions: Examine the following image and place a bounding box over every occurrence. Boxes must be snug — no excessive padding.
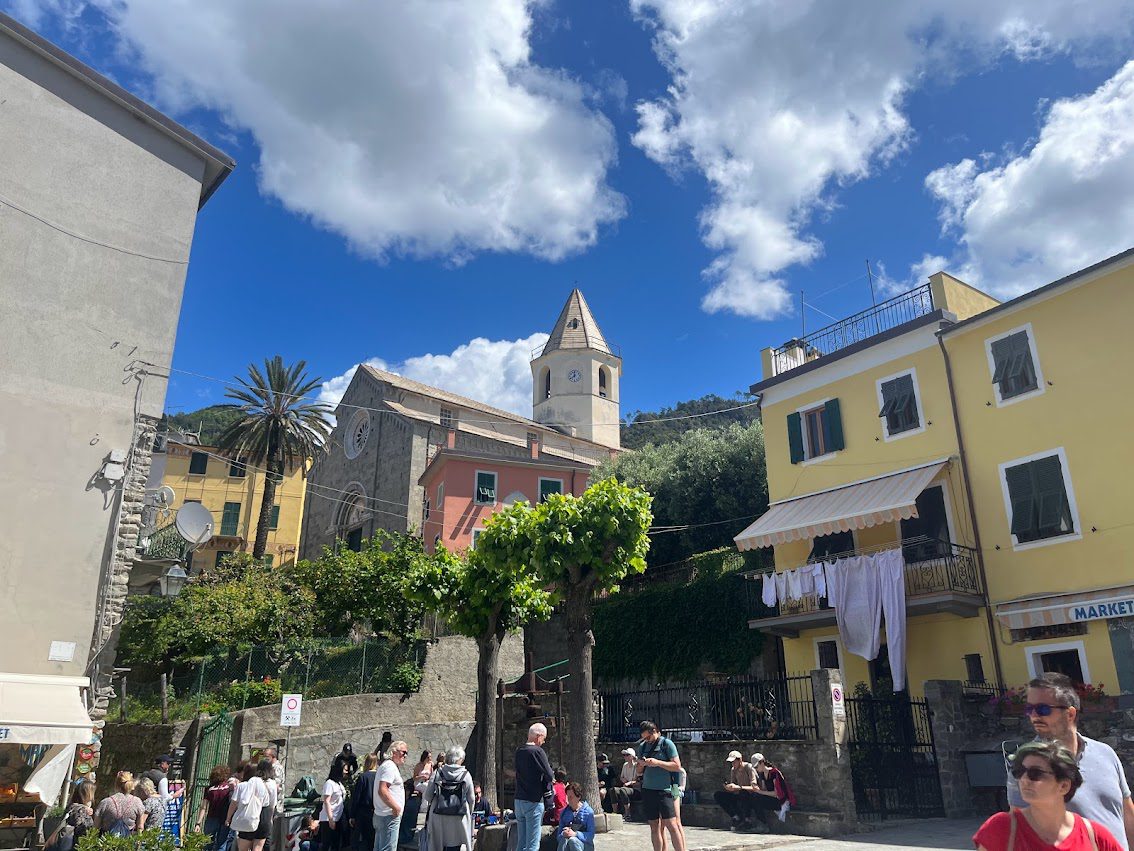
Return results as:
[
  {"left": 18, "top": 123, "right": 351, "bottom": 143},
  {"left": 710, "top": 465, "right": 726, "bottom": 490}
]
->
[
  {"left": 319, "top": 333, "right": 549, "bottom": 421},
  {"left": 924, "top": 60, "right": 1134, "bottom": 297},
  {"left": 45, "top": 0, "right": 625, "bottom": 263},
  {"left": 630, "top": 0, "right": 1134, "bottom": 318}
]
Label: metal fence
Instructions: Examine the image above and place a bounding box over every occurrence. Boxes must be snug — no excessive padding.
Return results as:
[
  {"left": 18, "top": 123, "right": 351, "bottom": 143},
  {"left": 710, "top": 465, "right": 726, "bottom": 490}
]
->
[
  {"left": 769, "top": 284, "right": 935, "bottom": 376},
  {"left": 597, "top": 674, "right": 819, "bottom": 742},
  {"left": 119, "top": 640, "right": 425, "bottom": 722}
]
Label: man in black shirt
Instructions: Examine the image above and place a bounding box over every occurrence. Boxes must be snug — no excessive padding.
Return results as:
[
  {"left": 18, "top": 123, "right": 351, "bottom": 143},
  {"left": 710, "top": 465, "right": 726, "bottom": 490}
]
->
[
  {"left": 514, "top": 723, "right": 554, "bottom": 851},
  {"left": 596, "top": 754, "right": 618, "bottom": 813},
  {"left": 331, "top": 743, "right": 359, "bottom": 782}
]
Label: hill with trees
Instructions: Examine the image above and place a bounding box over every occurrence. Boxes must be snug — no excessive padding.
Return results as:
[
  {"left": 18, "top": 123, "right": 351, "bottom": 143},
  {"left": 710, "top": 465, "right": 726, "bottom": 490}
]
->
[
  {"left": 163, "top": 405, "right": 241, "bottom": 445},
  {"left": 620, "top": 392, "right": 759, "bottom": 449}
]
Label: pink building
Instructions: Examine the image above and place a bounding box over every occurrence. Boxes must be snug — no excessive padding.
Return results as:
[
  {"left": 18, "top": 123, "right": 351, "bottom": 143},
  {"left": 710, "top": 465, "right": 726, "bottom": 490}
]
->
[{"left": 420, "top": 434, "right": 593, "bottom": 552}]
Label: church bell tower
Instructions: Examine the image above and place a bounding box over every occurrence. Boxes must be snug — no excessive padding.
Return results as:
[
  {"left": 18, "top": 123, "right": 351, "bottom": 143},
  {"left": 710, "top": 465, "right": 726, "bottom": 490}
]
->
[{"left": 531, "top": 289, "right": 621, "bottom": 450}]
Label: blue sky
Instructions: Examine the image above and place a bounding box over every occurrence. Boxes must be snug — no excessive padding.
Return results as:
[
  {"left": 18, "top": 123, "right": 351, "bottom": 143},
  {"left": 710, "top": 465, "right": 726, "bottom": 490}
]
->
[{"left": 10, "top": 1, "right": 1134, "bottom": 419}]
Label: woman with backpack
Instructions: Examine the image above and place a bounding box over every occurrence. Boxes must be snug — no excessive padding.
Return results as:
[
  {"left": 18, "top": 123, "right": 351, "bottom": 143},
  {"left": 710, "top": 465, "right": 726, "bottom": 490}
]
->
[
  {"left": 226, "top": 762, "right": 273, "bottom": 851},
  {"left": 94, "top": 771, "right": 145, "bottom": 836},
  {"left": 421, "top": 746, "right": 474, "bottom": 851}
]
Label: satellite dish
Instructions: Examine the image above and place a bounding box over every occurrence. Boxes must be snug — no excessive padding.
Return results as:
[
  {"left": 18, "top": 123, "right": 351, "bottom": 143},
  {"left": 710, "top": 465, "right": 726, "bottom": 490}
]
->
[
  {"left": 175, "top": 502, "right": 215, "bottom": 545},
  {"left": 156, "top": 486, "right": 176, "bottom": 507}
]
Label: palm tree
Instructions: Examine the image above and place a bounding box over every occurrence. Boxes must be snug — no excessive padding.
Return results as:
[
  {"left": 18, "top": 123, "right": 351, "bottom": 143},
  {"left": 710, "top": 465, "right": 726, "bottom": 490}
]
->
[{"left": 217, "top": 357, "right": 332, "bottom": 560}]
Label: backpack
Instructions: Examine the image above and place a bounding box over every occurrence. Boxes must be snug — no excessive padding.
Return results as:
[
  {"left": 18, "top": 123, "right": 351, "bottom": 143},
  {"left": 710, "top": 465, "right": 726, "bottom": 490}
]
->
[
  {"left": 231, "top": 781, "right": 264, "bottom": 833},
  {"left": 99, "top": 796, "right": 132, "bottom": 838},
  {"left": 432, "top": 776, "right": 466, "bottom": 817}
]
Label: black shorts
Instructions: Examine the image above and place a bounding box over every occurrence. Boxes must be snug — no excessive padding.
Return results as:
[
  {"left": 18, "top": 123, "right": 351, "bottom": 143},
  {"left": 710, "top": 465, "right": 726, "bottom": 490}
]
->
[{"left": 640, "top": 788, "right": 676, "bottom": 822}]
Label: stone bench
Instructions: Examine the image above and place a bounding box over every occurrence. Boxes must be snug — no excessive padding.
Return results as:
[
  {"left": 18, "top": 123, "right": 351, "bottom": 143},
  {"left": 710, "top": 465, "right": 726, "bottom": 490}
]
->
[
  {"left": 678, "top": 802, "right": 859, "bottom": 838},
  {"left": 443, "top": 814, "right": 623, "bottom": 851}
]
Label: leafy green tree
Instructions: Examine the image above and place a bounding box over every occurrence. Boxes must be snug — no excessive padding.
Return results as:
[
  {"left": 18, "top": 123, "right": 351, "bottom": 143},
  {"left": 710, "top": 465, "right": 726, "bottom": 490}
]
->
[
  {"left": 163, "top": 553, "right": 317, "bottom": 664},
  {"left": 217, "top": 357, "right": 332, "bottom": 559},
  {"left": 406, "top": 544, "right": 552, "bottom": 807},
  {"left": 292, "top": 531, "right": 428, "bottom": 640},
  {"left": 488, "top": 479, "right": 652, "bottom": 806},
  {"left": 595, "top": 421, "right": 769, "bottom": 566}
]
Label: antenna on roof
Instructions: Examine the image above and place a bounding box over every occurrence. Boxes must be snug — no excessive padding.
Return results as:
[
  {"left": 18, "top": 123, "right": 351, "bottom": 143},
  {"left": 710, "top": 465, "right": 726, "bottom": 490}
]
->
[
  {"left": 800, "top": 290, "right": 805, "bottom": 337},
  {"left": 865, "top": 259, "right": 877, "bottom": 307}
]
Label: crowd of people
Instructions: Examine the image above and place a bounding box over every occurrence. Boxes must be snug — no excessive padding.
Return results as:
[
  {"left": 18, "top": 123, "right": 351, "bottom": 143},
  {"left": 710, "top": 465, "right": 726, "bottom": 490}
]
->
[{"left": 47, "top": 754, "right": 189, "bottom": 850}]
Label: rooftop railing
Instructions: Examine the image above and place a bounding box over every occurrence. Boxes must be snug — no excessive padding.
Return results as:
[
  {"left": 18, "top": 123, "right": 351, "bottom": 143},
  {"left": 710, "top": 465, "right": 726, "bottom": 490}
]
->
[{"left": 769, "top": 284, "right": 935, "bottom": 376}]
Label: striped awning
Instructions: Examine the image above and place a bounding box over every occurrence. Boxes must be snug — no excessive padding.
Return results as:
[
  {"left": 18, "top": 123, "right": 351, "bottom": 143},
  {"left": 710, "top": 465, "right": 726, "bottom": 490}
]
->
[
  {"left": 995, "top": 585, "right": 1134, "bottom": 630},
  {"left": 734, "top": 459, "right": 949, "bottom": 551}
]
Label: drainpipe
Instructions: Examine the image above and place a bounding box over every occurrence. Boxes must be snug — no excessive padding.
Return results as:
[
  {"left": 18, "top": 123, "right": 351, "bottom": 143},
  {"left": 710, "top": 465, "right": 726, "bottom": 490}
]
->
[{"left": 937, "top": 333, "right": 1005, "bottom": 688}]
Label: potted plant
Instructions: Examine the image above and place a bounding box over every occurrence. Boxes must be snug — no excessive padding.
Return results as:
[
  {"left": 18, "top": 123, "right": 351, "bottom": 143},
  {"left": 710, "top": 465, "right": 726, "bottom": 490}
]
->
[
  {"left": 1076, "top": 683, "right": 1118, "bottom": 712},
  {"left": 987, "top": 687, "right": 1027, "bottom": 715}
]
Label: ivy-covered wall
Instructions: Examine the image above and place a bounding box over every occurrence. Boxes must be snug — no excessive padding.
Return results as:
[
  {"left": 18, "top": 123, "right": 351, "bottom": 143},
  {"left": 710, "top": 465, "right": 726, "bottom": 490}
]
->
[{"left": 592, "top": 548, "right": 767, "bottom": 682}]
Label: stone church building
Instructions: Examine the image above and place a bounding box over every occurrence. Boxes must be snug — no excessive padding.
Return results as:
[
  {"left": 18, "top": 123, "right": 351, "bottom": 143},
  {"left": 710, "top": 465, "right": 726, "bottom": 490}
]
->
[{"left": 299, "top": 290, "right": 622, "bottom": 558}]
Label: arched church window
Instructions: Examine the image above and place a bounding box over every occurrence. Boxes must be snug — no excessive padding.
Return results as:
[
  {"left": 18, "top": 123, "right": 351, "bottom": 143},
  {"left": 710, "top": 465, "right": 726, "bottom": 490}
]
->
[
  {"left": 598, "top": 366, "right": 609, "bottom": 398},
  {"left": 543, "top": 368, "right": 551, "bottom": 399}
]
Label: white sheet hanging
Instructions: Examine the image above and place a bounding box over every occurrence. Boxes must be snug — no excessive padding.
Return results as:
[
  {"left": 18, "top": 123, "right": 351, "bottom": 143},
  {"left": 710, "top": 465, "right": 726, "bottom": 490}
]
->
[
  {"left": 798, "top": 565, "right": 816, "bottom": 597},
  {"left": 761, "top": 572, "right": 778, "bottom": 607},
  {"left": 774, "top": 571, "right": 788, "bottom": 604},
  {"left": 826, "top": 556, "right": 882, "bottom": 661},
  {"left": 785, "top": 567, "right": 803, "bottom": 601},
  {"left": 877, "top": 549, "right": 908, "bottom": 692}
]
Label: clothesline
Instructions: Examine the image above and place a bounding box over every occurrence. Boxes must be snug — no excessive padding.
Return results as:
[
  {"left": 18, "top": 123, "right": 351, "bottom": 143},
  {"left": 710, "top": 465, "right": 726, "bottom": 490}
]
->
[{"left": 739, "top": 536, "right": 953, "bottom": 580}]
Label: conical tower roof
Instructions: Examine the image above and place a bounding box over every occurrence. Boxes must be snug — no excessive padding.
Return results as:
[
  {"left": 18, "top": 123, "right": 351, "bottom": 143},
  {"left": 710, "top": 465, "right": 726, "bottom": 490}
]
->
[{"left": 541, "top": 289, "right": 612, "bottom": 355}]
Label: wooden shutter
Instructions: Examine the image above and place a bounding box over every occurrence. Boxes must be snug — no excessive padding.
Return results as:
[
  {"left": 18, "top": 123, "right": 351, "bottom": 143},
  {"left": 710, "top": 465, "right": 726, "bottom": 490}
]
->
[
  {"left": 221, "top": 502, "right": 241, "bottom": 536},
  {"left": 1034, "top": 455, "right": 1072, "bottom": 534},
  {"left": 1004, "top": 464, "right": 1036, "bottom": 538},
  {"left": 787, "top": 412, "right": 805, "bottom": 464},
  {"left": 269, "top": 504, "right": 280, "bottom": 530},
  {"left": 823, "top": 398, "right": 845, "bottom": 451}
]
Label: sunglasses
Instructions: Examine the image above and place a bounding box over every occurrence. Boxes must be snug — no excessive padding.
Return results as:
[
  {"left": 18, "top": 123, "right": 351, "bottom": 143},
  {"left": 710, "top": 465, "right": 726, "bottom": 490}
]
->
[
  {"left": 395, "top": 750, "right": 409, "bottom": 756},
  {"left": 1010, "top": 765, "right": 1056, "bottom": 782},
  {"left": 1025, "top": 703, "right": 1069, "bottom": 717}
]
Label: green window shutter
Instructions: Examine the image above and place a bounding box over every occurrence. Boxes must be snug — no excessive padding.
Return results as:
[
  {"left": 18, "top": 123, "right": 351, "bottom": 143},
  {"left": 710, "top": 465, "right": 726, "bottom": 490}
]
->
[
  {"left": 990, "top": 336, "right": 1014, "bottom": 384},
  {"left": 221, "top": 502, "right": 241, "bottom": 536},
  {"left": 879, "top": 380, "right": 898, "bottom": 417},
  {"left": 1033, "top": 455, "right": 1072, "bottom": 534},
  {"left": 1004, "top": 464, "right": 1036, "bottom": 539},
  {"left": 539, "top": 479, "right": 562, "bottom": 502},
  {"left": 822, "top": 398, "right": 845, "bottom": 451},
  {"left": 189, "top": 452, "right": 208, "bottom": 475},
  {"left": 787, "top": 412, "right": 805, "bottom": 464},
  {"left": 269, "top": 504, "right": 280, "bottom": 530},
  {"left": 476, "top": 472, "right": 496, "bottom": 503}
]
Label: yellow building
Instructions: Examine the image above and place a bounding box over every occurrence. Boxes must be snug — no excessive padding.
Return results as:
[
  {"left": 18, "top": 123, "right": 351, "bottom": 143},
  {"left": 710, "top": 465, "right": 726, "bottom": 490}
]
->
[
  {"left": 737, "top": 247, "right": 1134, "bottom": 697},
  {"left": 130, "top": 432, "right": 309, "bottom": 594}
]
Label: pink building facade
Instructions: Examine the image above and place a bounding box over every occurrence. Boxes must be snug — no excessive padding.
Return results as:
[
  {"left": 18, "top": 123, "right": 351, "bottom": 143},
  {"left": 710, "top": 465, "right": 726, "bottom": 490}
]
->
[{"left": 420, "top": 443, "right": 592, "bottom": 552}]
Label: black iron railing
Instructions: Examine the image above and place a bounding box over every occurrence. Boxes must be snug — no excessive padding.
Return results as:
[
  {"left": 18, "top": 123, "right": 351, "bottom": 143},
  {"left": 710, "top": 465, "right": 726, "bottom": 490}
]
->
[
  {"left": 138, "top": 521, "right": 190, "bottom": 562},
  {"left": 745, "top": 540, "right": 981, "bottom": 621},
  {"left": 596, "top": 673, "right": 818, "bottom": 742},
  {"left": 769, "top": 284, "right": 934, "bottom": 376}
]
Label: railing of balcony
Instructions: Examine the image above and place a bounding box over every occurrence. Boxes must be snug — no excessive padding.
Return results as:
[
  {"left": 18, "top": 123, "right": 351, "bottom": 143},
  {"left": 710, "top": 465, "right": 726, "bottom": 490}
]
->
[
  {"left": 139, "top": 521, "right": 190, "bottom": 562},
  {"left": 769, "top": 284, "right": 935, "bottom": 376},
  {"left": 744, "top": 538, "right": 981, "bottom": 621}
]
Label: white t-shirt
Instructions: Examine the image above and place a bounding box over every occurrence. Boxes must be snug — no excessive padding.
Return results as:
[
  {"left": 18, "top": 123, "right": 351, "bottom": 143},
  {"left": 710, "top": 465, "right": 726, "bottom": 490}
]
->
[
  {"left": 234, "top": 777, "right": 270, "bottom": 817},
  {"left": 321, "top": 780, "right": 346, "bottom": 822},
  {"left": 373, "top": 761, "right": 405, "bottom": 816}
]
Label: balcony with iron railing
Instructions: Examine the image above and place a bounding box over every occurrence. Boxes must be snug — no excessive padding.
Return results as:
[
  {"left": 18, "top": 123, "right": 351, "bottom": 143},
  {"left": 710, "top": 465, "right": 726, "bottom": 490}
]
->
[
  {"left": 744, "top": 538, "right": 983, "bottom": 637},
  {"left": 766, "top": 284, "right": 936, "bottom": 378},
  {"left": 137, "top": 521, "right": 191, "bottom": 563}
]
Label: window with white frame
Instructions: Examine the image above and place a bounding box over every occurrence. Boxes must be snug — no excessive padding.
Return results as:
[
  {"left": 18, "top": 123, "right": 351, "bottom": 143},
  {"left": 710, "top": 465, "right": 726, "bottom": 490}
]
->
[
  {"left": 423, "top": 498, "right": 430, "bottom": 521},
  {"left": 788, "top": 398, "right": 845, "bottom": 463},
  {"left": 475, "top": 471, "right": 497, "bottom": 504},
  {"left": 440, "top": 407, "right": 456, "bottom": 429},
  {"left": 539, "top": 478, "right": 563, "bottom": 502},
  {"left": 1025, "top": 640, "right": 1089, "bottom": 685},
  {"left": 1001, "top": 451, "right": 1078, "bottom": 547},
  {"left": 987, "top": 327, "right": 1043, "bottom": 403},
  {"left": 437, "top": 482, "right": 444, "bottom": 506},
  {"left": 470, "top": 528, "right": 484, "bottom": 550},
  {"left": 877, "top": 371, "right": 921, "bottom": 437}
]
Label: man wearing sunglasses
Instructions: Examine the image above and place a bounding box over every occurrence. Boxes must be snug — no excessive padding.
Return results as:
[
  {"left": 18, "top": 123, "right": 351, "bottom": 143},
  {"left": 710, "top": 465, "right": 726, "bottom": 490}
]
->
[{"left": 1007, "top": 673, "right": 1134, "bottom": 850}]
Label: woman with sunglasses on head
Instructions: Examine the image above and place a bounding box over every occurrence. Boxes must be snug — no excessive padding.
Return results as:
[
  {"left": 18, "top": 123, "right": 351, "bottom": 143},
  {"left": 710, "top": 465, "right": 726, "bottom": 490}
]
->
[{"left": 975, "top": 741, "right": 1123, "bottom": 851}]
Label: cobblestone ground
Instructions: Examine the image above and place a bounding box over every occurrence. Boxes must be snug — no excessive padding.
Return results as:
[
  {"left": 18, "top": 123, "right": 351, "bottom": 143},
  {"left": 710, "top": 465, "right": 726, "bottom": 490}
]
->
[{"left": 594, "top": 819, "right": 982, "bottom": 851}]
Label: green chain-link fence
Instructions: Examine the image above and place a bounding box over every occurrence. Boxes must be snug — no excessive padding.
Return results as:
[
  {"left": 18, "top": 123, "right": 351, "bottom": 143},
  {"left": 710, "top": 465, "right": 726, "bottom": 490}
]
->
[{"left": 117, "top": 640, "right": 425, "bottom": 722}]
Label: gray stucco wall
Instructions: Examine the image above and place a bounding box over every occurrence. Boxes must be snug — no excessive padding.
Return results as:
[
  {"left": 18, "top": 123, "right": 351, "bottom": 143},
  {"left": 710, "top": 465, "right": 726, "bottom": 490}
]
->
[{"left": 0, "top": 31, "right": 209, "bottom": 684}]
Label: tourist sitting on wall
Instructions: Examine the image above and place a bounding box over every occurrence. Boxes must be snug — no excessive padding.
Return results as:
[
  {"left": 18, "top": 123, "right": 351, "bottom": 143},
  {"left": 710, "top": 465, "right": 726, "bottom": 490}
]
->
[
  {"left": 607, "top": 749, "right": 639, "bottom": 818},
  {"left": 713, "top": 751, "right": 759, "bottom": 831},
  {"left": 596, "top": 754, "right": 617, "bottom": 813},
  {"left": 472, "top": 784, "right": 495, "bottom": 826},
  {"left": 751, "top": 754, "right": 796, "bottom": 825},
  {"left": 975, "top": 741, "right": 1123, "bottom": 851},
  {"left": 556, "top": 783, "right": 596, "bottom": 851},
  {"left": 545, "top": 769, "right": 569, "bottom": 825}
]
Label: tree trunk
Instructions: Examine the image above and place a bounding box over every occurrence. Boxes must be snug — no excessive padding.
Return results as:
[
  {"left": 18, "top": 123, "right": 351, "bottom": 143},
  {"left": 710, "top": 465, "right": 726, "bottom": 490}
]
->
[
  {"left": 563, "top": 588, "right": 601, "bottom": 808},
  {"left": 475, "top": 630, "right": 503, "bottom": 807},
  {"left": 253, "top": 441, "right": 282, "bottom": 560}
]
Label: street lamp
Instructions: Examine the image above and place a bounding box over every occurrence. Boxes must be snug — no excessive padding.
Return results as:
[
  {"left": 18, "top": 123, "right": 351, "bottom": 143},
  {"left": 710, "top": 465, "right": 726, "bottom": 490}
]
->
[{"left": 161, "top": 565, "right": 189, "bottom": 597}]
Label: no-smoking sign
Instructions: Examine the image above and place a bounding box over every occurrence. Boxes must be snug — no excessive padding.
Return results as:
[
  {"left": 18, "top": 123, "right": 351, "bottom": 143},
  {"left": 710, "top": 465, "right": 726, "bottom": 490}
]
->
[{"left": 280, "top": 693, "right": 303, "bottom": 727}]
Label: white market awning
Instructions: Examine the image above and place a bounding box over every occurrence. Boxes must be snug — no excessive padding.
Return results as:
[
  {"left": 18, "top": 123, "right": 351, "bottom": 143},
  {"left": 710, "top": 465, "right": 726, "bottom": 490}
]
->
[
  {"left": 734, "top": 459, "right": 949, "bottom": 551},
  {"left": 0, "top": 673, "right": 92, "bottom": 745},
  {"left": 995, "top": 584, "right": 1134, "bottom": 630}
]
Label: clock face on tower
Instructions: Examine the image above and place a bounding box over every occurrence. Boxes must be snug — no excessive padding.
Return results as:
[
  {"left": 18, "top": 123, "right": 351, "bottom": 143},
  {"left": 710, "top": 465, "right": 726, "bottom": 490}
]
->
[{"left": 567, "top": 368, "right": 582, "bottom": 383}]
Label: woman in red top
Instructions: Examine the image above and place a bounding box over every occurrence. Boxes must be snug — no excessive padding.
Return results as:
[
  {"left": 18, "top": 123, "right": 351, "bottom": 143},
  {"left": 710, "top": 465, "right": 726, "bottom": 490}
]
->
[
  {"left": 195, "top": 765, "right": 235, "bottom": 851},
  {"left": 974, "top": 741, "right": 1122, "bottom": 851}
]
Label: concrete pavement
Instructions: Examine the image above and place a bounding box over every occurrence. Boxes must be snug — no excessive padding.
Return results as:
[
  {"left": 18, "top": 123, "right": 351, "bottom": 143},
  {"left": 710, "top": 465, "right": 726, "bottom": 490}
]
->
[{"left": 593, "top": 818, "right": 982, "bottom": 851}]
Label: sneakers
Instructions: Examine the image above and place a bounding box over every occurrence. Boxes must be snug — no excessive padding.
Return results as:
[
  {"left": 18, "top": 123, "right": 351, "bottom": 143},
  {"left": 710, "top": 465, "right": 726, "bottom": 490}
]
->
[{"left": 777, "top": 802, "right": 791, "bottom": 823}]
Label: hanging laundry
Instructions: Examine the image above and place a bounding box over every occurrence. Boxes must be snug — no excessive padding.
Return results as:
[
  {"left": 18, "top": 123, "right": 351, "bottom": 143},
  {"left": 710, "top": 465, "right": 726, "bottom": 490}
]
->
[
  {"left": 808, "top": 562, "right": 827, "bottom": 599},
  {"left": 785, "top": 566, "right": 803, "bottom": 601},
  {"left": 798, "top": 565, "right": 816, "bottom": 597},
  {"left": 826, "top": 556, "right": 882, "bottom": 661},
  {"left": 774, "top": 570, "right": 788, "bottom": 604},
  {"left": 761, "top": 572, "right": 778, "bottom": 607},
  {"left": 877, "top": 548, "right": 908, "bottom": 692}
]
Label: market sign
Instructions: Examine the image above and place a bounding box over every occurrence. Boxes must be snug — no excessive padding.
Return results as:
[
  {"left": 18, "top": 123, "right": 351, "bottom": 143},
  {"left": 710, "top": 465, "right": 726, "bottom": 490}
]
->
[{"left": 1068, "top": 596, "right": 1134, "bottom": 622}]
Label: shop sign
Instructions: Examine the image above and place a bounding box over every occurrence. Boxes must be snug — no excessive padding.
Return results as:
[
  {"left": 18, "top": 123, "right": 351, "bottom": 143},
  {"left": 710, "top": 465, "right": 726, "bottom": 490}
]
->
[{"left": 1069, "top": 596, "right": 1134, "bottom": 622}]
